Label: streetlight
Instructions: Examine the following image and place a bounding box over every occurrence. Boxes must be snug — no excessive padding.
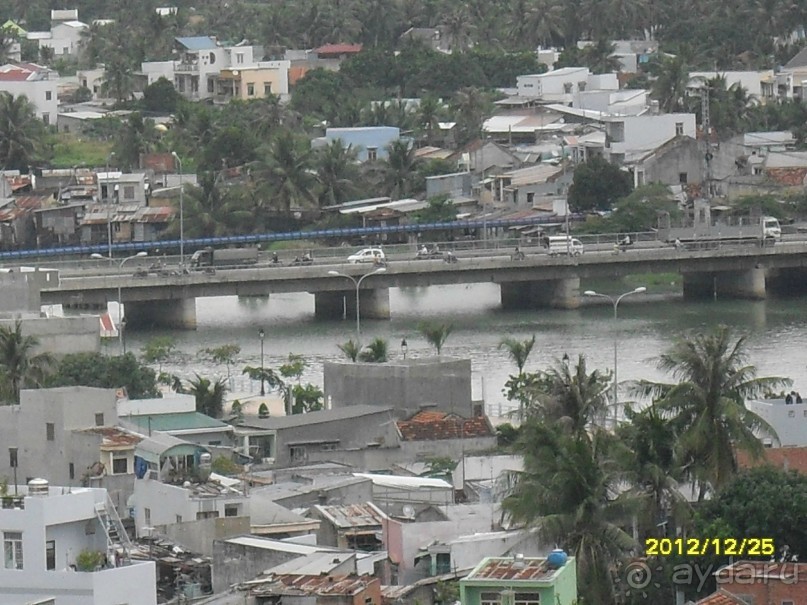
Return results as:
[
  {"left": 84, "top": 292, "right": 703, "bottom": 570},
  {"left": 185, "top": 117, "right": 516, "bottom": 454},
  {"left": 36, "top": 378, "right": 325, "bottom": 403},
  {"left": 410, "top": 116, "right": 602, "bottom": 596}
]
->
[
  {"left": 583, "top": 286, "right": 647, "bottom": 426},
  {"left": 91, "top": 251, "right": 147, "bottom": 354},
  {"left": 327, "top": 267, "right": 387, "bottom": 345},
  {"left": 171, "top": 152, "right": 185, "bottom": 267},
  {"left": 258, "top": 328, "right": 265, "bottom": 396},
  {"left": 401, "top": 338, "right": 408, "bottom": 360},
  {"left": 104, "top": 152, "right": 116, "bottom": 261}
]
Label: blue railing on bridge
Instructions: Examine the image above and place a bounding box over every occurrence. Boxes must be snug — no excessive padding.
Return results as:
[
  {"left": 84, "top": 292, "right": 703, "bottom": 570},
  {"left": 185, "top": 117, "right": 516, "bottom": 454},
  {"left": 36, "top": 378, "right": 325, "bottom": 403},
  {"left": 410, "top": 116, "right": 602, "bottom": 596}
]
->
[{"left": 0, "top": 215, "right": 579, "bottom": 261}]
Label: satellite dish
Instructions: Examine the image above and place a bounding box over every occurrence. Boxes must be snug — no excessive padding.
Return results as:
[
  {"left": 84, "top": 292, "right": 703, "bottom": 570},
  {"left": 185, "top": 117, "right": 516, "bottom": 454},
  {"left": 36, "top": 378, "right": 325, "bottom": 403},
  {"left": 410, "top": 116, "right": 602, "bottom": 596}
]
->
[{"left": 402, "top": 505, "right": 415, "bottom": 518}]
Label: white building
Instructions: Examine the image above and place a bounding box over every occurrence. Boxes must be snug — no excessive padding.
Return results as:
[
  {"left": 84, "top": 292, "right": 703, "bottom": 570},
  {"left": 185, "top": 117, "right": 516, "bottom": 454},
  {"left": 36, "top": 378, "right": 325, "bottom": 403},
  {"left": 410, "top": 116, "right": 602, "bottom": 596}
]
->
[
  {"left": 38, "top": 20, "right": 88, "bottom": 58},
  {"left": 516, "top": 67, "right": 618, "bottom": 101},
  {"left": 0, "top": 480, "right": 156, "bottom": 605},
  {"left": 573, "top": 89, "right": 647, "bottom": 116},
  {"left": 746, "top": 398, "right": 807, "bottom": 447},
  {"left": 688, "top": 70, "right": 773, "bottom": 100},
  {"left": 138, "top": 60, "right": 175, "bottom": 87},
  {"left": 604, "top": 113, "right": 697, "bottom": 162},
  {"left": 173, "top": 36, "right": 261, "bottom": 101},
  {"left": 0, "top": 63, "right": 58, "bottom": 124}
]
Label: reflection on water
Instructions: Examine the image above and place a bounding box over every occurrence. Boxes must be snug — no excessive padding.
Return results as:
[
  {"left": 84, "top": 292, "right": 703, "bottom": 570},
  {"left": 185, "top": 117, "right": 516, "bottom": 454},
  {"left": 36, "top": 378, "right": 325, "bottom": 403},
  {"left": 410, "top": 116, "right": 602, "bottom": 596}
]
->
[{"left": 95, "top": 283, "right": 807, "bottom": 413}]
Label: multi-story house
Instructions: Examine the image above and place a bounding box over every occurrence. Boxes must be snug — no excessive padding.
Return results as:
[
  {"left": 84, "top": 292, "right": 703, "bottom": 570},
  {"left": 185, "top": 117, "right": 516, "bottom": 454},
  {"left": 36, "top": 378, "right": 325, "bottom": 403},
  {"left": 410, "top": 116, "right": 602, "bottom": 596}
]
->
[
  {"left": 460, "top": 555, "right": 578, "bottom": 605},
  {"left": 173, "top": 36, "right": 262, "bottom": 101},
  {"left": 0, "top": 479, "right": 156, "bottom": 605},
  {"left": 0, "top": 62, "right": 58, "bottom": 124}
]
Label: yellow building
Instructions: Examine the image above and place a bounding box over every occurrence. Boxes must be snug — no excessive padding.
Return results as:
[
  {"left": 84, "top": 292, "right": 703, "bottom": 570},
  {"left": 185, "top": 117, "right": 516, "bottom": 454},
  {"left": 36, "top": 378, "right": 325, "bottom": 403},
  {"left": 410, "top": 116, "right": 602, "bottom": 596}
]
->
[{"left": 216, "top": 61, "right": 289, "bottom": 102}]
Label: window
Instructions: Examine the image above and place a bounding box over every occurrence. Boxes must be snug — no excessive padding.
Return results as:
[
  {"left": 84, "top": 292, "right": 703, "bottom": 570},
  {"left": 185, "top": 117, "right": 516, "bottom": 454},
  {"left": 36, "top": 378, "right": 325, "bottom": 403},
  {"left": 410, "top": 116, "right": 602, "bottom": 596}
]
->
[
  {"left": 62, "top": 47, "right": 68, "bottom": 55},
  {"left": 3, "top": 531, "right": 23, "bottom": 569},
  {"left": 515, "top": 593, "right": 541, "bottom": 605},
  {"left": 144, "top": 508, "right": 151, "bottom": 525},
  {"left": 196, "top": 511, "right": 219, "bottom": 520},
  {"left": 45, "top": 91, "right": 52, "bottom": 101},
  {"left": 320, "top": 443, "right": 337, "bottom": 451},
  {"left": 8, "top": 448, "right": 17, "bottom": 468},
  {"left": 782, "top": 601, "right": 794, "bottom": 605},
  {"left": 247, "top": 83, "right": 255, "bottom": 96},
  {"left": 365, "top": 598, "right": 374, "bottom": 605},
  {"left": 46, "top": 423, "right": 54, "bottom": 441},
  {"left": 290, "top": 446, "right": 306, "bottom": 463},
  {"left": 95, "top": 413, "right": 104, "bottom": 426},
  {"left": 678, "top": 172, "right": 688, "bottom": 184},
  {"left": 42, "top": 113, "right": 49, "bottom": 125},
  {"left": 45, "top": 540, "right": 55, "bottom": 570},
  {"left": 789, "top": 410, "right": 796, "bottom": 418},
  {"left": 675, "top": 122, "right": 684, "bottom": 136},
  {"left": 208, "top": 440, "right": 221, "bottom": 446},
  {"left": 112, "top": 457, "right": 128, "bottom": 474},
  {"left": 69, "top": 463, "right": 75, "bottom": 480},
  {"left": 123, "top": 185, "right": 135, "bottom": 200},
  {"left": 207, "top": 78, "right": 214, "bottom": 93},
  {"left": 176, "top": 515, "right": 182, "bottom": 523},
  {"left": 236, "top": 52, "right": 244, "bottom": 64},
  {"left": 481, "top": 592, "right": 501, "bottom": 605},
  {"left": 209, "top": 52, "right": 216, "bottom": 64},
  {"left": 224, "top": 504, "right": 239, "bottom": 517},
  {"left": 367, "top": 147, "right": 378, "bottom": 162},
  {"left": 264, "top": 83, "right": 272, "bottom": 96}
]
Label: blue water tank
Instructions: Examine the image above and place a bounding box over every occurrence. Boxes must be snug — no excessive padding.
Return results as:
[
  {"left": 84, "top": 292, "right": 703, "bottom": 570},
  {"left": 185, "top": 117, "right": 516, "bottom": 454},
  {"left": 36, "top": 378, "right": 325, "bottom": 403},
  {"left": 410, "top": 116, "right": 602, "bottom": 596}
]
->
[{"left": 547, "top": 549, "right": 568, "bottom": 568}]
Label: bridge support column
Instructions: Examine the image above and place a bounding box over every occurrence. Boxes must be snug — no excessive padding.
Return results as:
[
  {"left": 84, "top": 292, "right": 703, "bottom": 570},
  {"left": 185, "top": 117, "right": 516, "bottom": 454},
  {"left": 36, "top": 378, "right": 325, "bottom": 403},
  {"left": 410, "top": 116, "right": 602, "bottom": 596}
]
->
[
  {"left": 682, "top": 268, "right": 766, "bottom": 301},
  {"left": 500, "top": 277, "right": 580, "bottom": 310},
  {"left": 314, "top": 289, "right": 391, "bottom": 321},
  {"left": 124, "top": 298, "right": 197, "bottom": 330}
]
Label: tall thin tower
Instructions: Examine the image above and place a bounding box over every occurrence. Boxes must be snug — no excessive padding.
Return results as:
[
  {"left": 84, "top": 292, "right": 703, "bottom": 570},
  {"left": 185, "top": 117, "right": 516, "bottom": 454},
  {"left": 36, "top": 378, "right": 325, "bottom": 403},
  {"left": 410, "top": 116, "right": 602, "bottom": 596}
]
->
[{"left": 701, "top": 86, "right": 713, "bottom": 197}]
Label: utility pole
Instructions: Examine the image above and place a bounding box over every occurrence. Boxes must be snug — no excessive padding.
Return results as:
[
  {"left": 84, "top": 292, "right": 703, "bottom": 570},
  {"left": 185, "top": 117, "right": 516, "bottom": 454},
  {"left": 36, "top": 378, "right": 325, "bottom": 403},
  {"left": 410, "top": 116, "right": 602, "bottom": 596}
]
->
[{"left": 701, "top": 87, "right": 713, "bottom": 198}]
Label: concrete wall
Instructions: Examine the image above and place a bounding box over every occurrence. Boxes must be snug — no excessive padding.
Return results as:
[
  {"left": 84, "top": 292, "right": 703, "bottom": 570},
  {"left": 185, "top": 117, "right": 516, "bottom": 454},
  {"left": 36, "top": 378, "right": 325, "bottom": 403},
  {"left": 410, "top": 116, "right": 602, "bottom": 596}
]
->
[
  {"left": 640, "top": 136, "right": 704, "bottom": 187},
  {"left": 156, "top": 515, "right": 250, "bottom": 556},
  {"left": 400, "top": 436, "right": 498, "bottom": 461},
  {"left": 0, "top": 387, "right": 119, "bottom": 486},
  {"left": 270, "top": 478, "right": 374, "bottom": 509},
  {"left": 118, "top": 394, "right": 196, "bottom": 416},
  {"left": 0, "top": 79, "right": 58, "bottom": 121},
  {"left": 10, "top": 315, "right": 100, "bottom": 356},
  {"left": 212, "top": 539, "right": 303, "bottom": 593},
  {"left": 324, "top": 359, "right": 473, "bottom": 418}
]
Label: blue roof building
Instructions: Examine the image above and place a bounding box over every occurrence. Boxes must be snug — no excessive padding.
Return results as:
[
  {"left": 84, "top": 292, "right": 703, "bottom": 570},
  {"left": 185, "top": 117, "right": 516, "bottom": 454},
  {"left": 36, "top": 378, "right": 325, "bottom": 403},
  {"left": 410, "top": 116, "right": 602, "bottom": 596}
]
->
[{"left": 319, "top": 126, "right": 401, "bottom": 161}]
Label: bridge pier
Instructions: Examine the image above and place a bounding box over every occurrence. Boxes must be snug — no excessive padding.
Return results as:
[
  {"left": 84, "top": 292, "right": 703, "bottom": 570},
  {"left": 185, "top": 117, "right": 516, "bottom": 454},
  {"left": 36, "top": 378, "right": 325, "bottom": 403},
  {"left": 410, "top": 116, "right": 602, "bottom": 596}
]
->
[
  {"left": 124, "top": 298, "right": 198, "bottom": 330},
  {"left": 314, "top": 289, "right": 391, "bottom": 321},
  {"left": 682, "top": 267, "right": 766, "bottom": 301},
  {"left": 500, "top": 277, "right": 581, "bottom": 310}
]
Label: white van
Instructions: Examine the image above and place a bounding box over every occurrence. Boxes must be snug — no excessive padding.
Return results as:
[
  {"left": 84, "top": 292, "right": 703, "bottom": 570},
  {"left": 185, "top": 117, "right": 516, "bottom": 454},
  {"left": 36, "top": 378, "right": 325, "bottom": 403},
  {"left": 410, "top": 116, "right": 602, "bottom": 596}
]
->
[
  {"left": 546, "top": 235, "right": 584, "bottom": 256},
  {"left": 763, "top": 216, "right": 781, "bottom": 240}
]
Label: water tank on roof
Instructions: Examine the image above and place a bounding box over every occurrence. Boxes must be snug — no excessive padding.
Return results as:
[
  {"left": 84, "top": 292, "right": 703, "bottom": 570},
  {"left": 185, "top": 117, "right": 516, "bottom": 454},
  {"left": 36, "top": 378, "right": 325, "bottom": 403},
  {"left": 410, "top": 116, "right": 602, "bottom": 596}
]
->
[
  {"left": 547, "top": 549, "right": 568, "bottom": 568},
  {"left": 27, "top": 478, "right": 49, "bottom": 496}
]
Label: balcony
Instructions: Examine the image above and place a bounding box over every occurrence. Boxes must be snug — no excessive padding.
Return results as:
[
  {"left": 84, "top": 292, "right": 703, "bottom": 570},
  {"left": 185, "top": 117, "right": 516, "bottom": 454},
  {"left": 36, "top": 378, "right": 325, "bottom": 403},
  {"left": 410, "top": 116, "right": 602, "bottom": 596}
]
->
[{"left": 175, "top": 62, "right": 199, "bottom": 72}]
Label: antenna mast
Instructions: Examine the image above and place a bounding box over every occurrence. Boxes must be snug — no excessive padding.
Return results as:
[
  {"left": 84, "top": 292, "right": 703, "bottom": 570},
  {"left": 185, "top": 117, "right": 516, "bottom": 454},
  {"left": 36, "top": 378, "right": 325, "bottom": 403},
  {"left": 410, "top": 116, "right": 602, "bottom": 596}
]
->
[{"left": 701, "top": 86, "right": 713, "bottom": 198}]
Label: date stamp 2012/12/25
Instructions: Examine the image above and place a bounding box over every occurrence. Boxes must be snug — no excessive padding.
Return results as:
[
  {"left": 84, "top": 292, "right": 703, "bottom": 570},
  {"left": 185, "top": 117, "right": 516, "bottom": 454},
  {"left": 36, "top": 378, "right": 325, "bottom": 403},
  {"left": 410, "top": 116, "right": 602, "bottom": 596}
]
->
[{"left": 646, "top": 538, "right": 775, "bottom": 557}]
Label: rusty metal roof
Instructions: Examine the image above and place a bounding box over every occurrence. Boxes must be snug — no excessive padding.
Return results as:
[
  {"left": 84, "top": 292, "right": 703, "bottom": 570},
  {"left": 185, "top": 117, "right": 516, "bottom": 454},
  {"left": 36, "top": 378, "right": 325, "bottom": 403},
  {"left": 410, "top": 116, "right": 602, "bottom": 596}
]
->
[
  {"left": 76, "top": 426, "right": 143, "bottom": 447},
  {"left": 312, "top": 502, "right": 386, "bottom": 529},
  {"left": 467, "top": 557, "right": 557, "bottom": 582},
  {"left": 250, "top": 574, "right": 377, "bottom": 597},
  {"left": 396, "top": 410, "right": 494, "bottom": 442}
]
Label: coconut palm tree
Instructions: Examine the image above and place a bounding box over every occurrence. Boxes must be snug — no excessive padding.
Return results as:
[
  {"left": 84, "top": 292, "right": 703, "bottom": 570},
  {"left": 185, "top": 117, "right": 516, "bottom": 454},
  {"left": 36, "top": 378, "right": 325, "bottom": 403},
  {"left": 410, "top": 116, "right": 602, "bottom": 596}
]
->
[
  {"left": 504, "top": 420, "right": 635, "bottom": 605},
  {"left": 187, "top": 374, "right": 227, "bottom": 418},
  {"left": 384, "top": 139, "right": 420, "bottom": 198},
  {"left": 418, "top": 321, "right": 454, "bottom": 356},
  {"left": 651, "top": 55, "right": 690, "bottom": 113},
  {"left": 632, "top": 325, "right": 788, "bottom": 496},
  {"left": 254, "top": 129, "right": 316, "bottom": 214},
  {"left": 0, "top": 92, "right": 44, "bottom": 171},
  {"left": 315, "top": 139, "right": 359, "bottom": 206},
  {"left": 338, "top": 339, "right": 360, "bottom": 362},
  {"left": 100, "top": 54, "right": 136, "bottom": 103},
  {"left": 499, "top": 335, "right": 536, "bottom": 376},
  {"left": 359, "top": 338, "right": 389, "bottom": 363},
  {"left": 0, "top": 320, "right": 52, "bottom": 403},
  {"left": 417, "top": 95, "right": 444, "bottom": 146},
  {"left": 179, "top": 173, "right": 250, "bottom": 238}
]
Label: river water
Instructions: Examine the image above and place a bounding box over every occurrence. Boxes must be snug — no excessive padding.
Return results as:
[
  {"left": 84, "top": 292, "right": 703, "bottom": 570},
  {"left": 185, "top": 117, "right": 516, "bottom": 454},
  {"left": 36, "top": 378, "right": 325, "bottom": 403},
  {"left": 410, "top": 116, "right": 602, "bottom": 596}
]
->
[{"left": 103, "top": 282, "right": 807, "bottom": 416}]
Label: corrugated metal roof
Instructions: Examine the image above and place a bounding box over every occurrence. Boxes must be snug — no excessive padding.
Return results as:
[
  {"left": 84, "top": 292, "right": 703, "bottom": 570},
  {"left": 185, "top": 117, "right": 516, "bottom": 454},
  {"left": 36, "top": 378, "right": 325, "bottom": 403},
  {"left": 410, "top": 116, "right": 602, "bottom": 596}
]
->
[
  {"left": 127, "top": 412, "right": 229, "bottom": 432},
  {"left": 240, "top": 404, "right": 393, "bottom": 430},
  {"left": 175, "top": 36, "right": 218, "bottom": 50},
  {"left": 467, "top": 557, "right": 559, "bottom": 581},
  {"left": 396, "top": 410, "right": 494, "bottom": 442},
  {"left": 312, "top": 502, "right": 386, "bottom": 528},
  {"left": 353, "top": 473, "right": 452, "bottom": 490},
  {"left": 77, "top": 426, "right": 142, "bottom": 447},
  {"left": 250, "top": 574, "right": 376, "bottom": 596}
]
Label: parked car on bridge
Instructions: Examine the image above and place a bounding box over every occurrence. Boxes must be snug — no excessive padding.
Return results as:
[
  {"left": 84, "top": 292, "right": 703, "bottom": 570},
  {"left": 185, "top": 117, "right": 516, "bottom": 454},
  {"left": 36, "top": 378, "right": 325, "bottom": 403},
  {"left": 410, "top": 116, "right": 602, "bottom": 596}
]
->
[{"left": 347, "top": 248, "right": 386, "bottom": 264}]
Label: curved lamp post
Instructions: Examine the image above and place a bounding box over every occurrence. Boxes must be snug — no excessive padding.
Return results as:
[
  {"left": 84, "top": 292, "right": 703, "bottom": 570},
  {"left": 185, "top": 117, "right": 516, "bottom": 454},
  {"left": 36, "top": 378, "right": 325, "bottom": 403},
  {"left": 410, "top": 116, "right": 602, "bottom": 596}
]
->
[
  {"left": 92, "top": 251, "right": 147, "bottom": 354},
  {"left": 171, "top": 152, "right": 185, "bottom": 267},
  {"left": 583, "top": 286, "right": 647, "bottom": 425},
  {"left": 327, "top": 267, "right": 387, "bottom": 345},
  {"left": 259, "top": 328, "right": 265, "bottom": 396}
]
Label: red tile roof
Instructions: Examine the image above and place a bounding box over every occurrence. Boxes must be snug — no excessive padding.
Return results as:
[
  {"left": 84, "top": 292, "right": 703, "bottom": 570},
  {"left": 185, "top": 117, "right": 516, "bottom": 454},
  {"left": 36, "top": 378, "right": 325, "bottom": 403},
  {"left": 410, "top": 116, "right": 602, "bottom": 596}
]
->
[
  {"left": 735, "top": 446, "right": 807, "bottom": 474},
  {"left": 0, "top": 69, "right": 31, "bottom": 81},
  {"left": 78, "top": 427, "right": 142, "bottom": 447},
  {"left": 254, "top": 574, "right": 377, "bottom": 596},
  {"left": 396, "top": 410, "right": 493, "bottom": 441},
  {"left": 314, "top": 43, "right": 363, "bottom": 55},
  {"left": 694, "top": 590, "right": 748, "bottom": 605}
]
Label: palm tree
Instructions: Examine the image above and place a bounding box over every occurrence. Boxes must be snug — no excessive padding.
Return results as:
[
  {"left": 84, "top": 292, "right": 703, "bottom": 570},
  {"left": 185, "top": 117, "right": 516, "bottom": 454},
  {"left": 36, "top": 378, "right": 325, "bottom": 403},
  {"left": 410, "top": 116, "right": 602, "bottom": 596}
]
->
[
  {"left": 580, "top": 39, "right": 622, "bottom": 74},
  {"left": 384, "top": 139, "right": 420, "bottom": 198},
  {"left": 452, "top": 87, "right": 488, "bottom": 147},
  {"left": 0, "top": 320, "right": 53, "bottom": 403},
  {"left": 187, "top": 374, "right": 227, "bottom": 418},
  {"left": 504, "top": 421, "right": 634, "bottom": 605},
  {"left": 441, "top": 5, "right": 475, "bottom": 52},
  {"left": 359, "top": 337, "right": 389, "bottom": 363},
  {"left": 417, "top": 95, "right": 443, "bottom": 146},
  {"left": 315, "top": 139, "right": 359, "bottom": 206},
  {"left": 418, "top": 321, "right": 454, "bottom": 356},
  {"left": 632, "top": 326, "right": 788, "bottom": 496},
  {"left": 338, "top": 339, "right": 361, "bottom": 362},
  {"left": 254, "top": 130, "right": 316, "bottom": 214},
  {"left": 179, "top": 173, "right": 251, "bottom": 238},
  {"left": 101, "top": 54, "right": 136, "bottom": 103},
  {"left": 518, "top": 0, "right": 564, "bottom": 48},
  {"left": 0, "top": 92, "right": 44, "bottom": 171},
  {"left": 651, "top": 55, "right": 690, "bottom": 113},
  {"left": 499, "top": 335, "right": 536, "bottom": 376}
]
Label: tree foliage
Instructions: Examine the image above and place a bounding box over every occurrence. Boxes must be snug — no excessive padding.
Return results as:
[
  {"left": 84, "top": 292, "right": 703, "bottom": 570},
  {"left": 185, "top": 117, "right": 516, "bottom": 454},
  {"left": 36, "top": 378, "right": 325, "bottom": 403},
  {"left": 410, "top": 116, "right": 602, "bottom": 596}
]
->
[
  {"left": 187, "top": 374, "right": 227, "bottom": 418},
  {"left": 568, "top": 156, "right": 633, "bottom": 212},
  {"left": 418, "top": 321, "right": 454, "bottom": 356},
  {"left": 48, "top": 352, "right": 159, "bottom": 399},
  {"left": 0, "top": 320, "right": 52, "bottom": 403}
]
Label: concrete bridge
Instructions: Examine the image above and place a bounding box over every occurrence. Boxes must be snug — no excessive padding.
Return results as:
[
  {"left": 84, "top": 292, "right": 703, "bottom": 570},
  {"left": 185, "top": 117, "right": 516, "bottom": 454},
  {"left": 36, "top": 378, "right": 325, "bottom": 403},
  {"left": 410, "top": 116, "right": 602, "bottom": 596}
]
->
[{"left": 39, "top": 242, "right": 807, "bottom": 329}]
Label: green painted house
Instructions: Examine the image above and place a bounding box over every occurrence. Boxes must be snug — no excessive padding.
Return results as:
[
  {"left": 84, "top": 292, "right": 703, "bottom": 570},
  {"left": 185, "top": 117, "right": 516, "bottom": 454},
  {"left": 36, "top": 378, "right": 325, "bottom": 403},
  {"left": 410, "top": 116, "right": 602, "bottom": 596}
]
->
[{"left": 460, "top": 555, "right": 578, "bottom": 605}]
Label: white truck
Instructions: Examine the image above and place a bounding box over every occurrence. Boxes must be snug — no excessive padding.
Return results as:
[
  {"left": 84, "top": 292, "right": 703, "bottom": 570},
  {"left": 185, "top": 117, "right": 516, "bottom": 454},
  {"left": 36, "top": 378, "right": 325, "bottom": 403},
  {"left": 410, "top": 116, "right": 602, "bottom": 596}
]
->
[
  {"left": 658, "top": 203, "right": 781, "bottom": 248},
  {"left": 190, "top": 246, "right": 259, "bottom": 268}
]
